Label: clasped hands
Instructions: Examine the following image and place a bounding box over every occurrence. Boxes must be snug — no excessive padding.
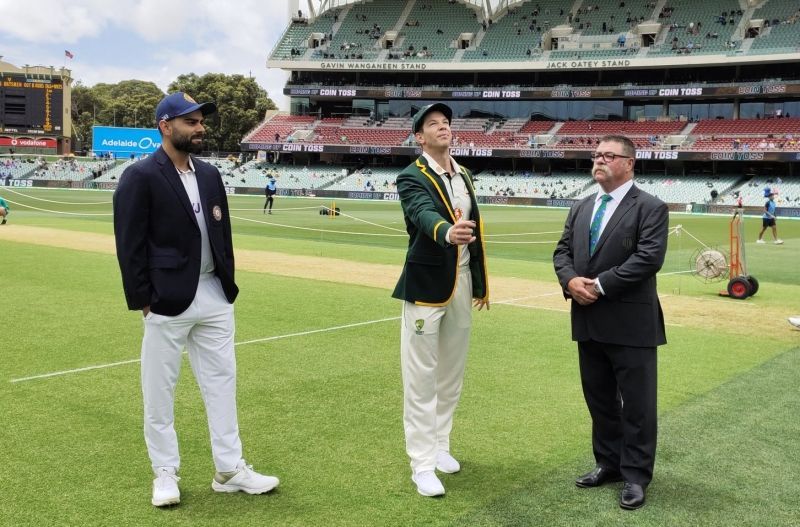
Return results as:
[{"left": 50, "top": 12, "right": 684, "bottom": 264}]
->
[{"left": 567, "top": 277, "right": 599, "bottom": 306}]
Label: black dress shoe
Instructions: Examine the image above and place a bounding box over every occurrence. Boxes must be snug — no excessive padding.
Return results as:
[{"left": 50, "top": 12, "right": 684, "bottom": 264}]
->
[
  {"left": 575, "top": 466, "right": 622, "bottom": 488},
  {"left": 619, "top": 482, "right": 646, "bottom": 510}
]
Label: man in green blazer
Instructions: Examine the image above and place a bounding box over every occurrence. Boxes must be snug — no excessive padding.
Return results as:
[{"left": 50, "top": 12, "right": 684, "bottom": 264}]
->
[{"left": 392, "top": 103, "right": 489, "bottom": 497}]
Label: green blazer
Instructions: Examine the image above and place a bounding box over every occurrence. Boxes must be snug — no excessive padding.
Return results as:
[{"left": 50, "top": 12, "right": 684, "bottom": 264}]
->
[{"left": 392, "top": 156, "right": 489, "bottom": 306}]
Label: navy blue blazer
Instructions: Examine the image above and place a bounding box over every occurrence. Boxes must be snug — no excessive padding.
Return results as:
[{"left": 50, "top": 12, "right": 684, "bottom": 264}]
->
[
  {"left": 113, "top": 147, "right": 238, "bottom": 316},
  {"left": 553, "top": 184, "right": 668, "bottom": 348}
]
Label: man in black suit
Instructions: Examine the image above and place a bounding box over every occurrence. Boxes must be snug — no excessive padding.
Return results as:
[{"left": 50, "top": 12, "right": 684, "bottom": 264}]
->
[
  {"left": 553, "top": 135, "right": 668, "bottom": 510},
  {"left": 114, "top": 92, "right": 278, "bottom": 507}
]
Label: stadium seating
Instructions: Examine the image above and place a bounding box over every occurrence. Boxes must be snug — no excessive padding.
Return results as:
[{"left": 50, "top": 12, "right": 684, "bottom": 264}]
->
[
  {"left": 717, "top": 177, "right": 800, "bottom": 207},
  {"left": 270, "top": 11, "right": 337, "bottom": 61},
  {"left": 330, "top": 167, "right": 398, "bottom": 191},
  {"left": 686, "top": 118, "right": 800, "bottom": 150},
  {"left": 268, "top": 0, "right": 800, "bottom": 63},
  {"left": 326, "top": 0, "right": 408, "bottom": 61},
  {"left": 29, "top": 159, "right": 120, "bottom": 181},
  {"left": 691, "top": 117, "right": 800, "bottom": 135},
  {"left": 93, "top": 160, "right": 135, "bottom": 182},
  {"left": 396, "top": 1, "right": 481, "bottom": 61},
  {"left": 244, "top": 115, "right": 317, "bottom": 143},
  {"left": 573, "top": 174, "right": 739, "bottom": 204},
  {"left": 462, "top": 0, "right": 567, "bottom": 62},
  {"left": 749, "top": 0, "right": 800, "bottom": 54},
  {"left": 573, "top": 0, "right": 655, "bottom": 36},
  {"left": 649, "top": 0, "right": 741, "bottom": 56},
  {"left": 0, "top": 158, "right": 38, "bottom": 179},
  {"left": 473, "top": 171, "right": 589, "bottom": 198}
]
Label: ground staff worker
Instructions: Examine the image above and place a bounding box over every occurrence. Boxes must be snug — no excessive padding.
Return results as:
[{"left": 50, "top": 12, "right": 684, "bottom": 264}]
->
[
  {"left": 392, "top": 103, "right": 489, "bottom": 497},
  {"left": 114, "top": 92, "right": 278, "bottom": 508},
  {"left": 553, "top": 135, "right": 668, "bottom": 511},
  {"left": 0, "top": 195, "right": 9, "bottom": 224}
]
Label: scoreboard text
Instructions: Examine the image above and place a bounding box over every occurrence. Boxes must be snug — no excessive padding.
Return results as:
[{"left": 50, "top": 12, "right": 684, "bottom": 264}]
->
[{"left": 0, "top": 75, "right": 64, "bottom": 135}]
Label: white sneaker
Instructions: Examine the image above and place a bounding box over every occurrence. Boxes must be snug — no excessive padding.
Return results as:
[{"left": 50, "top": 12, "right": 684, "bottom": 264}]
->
[
  {"left": 756, "top": 239, "right": 766, "bottom": 244},
  {"left": 774, "top": 239, "right": 784, "bottom": 244},
  {"left": 788, "top": 317, "right": 800, "bottom": 329},
  {"left": 411, "top": 470, "right": 445, "bottom": 497},
  {"left": 152, "top": 467, "right": 180, "bottom": 507},
  {"left": 212, "top": 460, "right": 279, "bottom": 494},
  {"left": 436, "top": 451, "right": 461, "bottom": 474}
]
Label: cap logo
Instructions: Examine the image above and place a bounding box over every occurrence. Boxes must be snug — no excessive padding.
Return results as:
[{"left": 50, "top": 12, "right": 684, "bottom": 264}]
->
[{"left": 183, "top": 93, "right": 197, "bottom": 103}]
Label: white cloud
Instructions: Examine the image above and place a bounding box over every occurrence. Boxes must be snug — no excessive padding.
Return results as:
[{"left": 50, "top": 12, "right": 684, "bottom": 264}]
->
[
  {"left": 0, "top": 0, "right": 112, "bottom": 42},
  {"left": 0, "top": 0, "right": 292, "bottom": 110}
]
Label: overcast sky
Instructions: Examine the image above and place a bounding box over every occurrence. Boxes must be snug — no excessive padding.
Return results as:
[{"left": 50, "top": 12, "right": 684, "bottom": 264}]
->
[{"left": 0, "top": 0, "right": 292, "bottom": 110}]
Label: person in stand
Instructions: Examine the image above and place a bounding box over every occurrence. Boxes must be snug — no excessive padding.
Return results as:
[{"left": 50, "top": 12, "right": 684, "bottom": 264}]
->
[
  {"left": 113, "top": 92, "right": 279, "bottom": 508},
  {"left": 392, "top": 103, "right": 489, "bottom": 497},
  {"left": 756, "top": 192, "right": 783, "bottom": 244},
  {"left": 553, "top": 135, "right": 669, "bottom": 510},
  {"left": 263, "top": 175, "right": 277, "bottom": 214}
]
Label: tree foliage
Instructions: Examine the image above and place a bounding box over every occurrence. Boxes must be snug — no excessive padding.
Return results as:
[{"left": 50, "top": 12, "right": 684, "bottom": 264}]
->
[
  {"left": 71, "top": 73, "right": 276, "bottom": 153},
  {"left": 169, "top": 73, "right": 276, "bottom": 152}
]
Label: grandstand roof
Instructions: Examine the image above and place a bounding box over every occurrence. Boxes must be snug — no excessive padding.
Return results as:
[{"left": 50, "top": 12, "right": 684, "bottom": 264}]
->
[{"left": 301, "top": 0, "right": 496, "bottom": 17}]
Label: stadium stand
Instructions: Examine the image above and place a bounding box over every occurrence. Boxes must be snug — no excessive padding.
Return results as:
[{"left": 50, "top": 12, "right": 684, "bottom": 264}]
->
[
  {"left": 270, "top": 9, "right": 337, "bottom": 61},
  {"left": 648, "top": 0, "right": 743, "bottom": 56},
  {"left": 243, "top": 115, "right": 317, "bottom": 143},
  {"left": 749, "top": 0, "right": 800, "bottom": 54},
  {"left": 461, "top": 0, "right": 569, "bottom": 62},
  {"left": 326, "top": 0, "right": 408, "bottom": 61},
  {"left": 395, "top": 1, "right": 481, "bottom": 61}
]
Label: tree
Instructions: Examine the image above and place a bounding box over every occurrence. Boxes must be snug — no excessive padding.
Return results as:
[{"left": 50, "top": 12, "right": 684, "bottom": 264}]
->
[
  {"left": 169, "top": 73, "right": 277, "bottom": 152},
  {"left": 68, "top": 74, "right": 275, "bottom": 153},
  {"left": 70, "top": 80, "right": 164, "bottom": 151}
]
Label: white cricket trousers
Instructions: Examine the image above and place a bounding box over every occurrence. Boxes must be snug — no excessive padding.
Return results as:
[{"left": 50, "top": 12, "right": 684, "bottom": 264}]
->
[
  {"left": 401, "top": 265, "right": 472, "bottom": 473},
  {"left": 141, "top": 273, "right": 242, "bottom": 473}
]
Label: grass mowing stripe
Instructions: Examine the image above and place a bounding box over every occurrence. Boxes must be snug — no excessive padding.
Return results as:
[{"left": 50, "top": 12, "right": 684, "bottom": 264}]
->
[{"left": 453, "top": 346, "right": 800, "bottom": 527}]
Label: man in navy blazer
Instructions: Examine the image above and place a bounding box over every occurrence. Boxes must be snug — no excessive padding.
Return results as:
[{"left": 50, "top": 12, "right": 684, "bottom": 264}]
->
[
  {"left": 114, "top": 92, "right": 278, "bottom": 507},
  {"left": 553, "top": 135, "right": 668, "bottom": 510}
]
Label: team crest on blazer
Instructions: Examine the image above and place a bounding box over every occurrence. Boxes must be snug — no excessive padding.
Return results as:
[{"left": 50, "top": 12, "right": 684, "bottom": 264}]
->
[
  {"left": 622, "top": 236, "right": 634, "bottom": 250},
  {"left": 212, "top": 205, "right": 222, "bottom": 221}
]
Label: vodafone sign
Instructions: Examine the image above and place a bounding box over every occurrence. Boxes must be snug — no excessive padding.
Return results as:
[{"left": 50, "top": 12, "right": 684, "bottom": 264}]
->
[{"left": 0, "top": 137, "right": 57, "bottom": 148}]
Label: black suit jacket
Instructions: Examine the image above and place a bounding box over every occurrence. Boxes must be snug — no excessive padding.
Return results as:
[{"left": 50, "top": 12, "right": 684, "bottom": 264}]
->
[
  {"left": 113, "top": 147, "right": 238, "bottom": 316},
  {"left": 553, "top": 184, "right": 668, "bottom": 348}
]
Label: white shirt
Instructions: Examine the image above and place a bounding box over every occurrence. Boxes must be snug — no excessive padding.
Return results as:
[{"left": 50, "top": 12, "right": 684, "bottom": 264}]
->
[
  {"left": 177, "top": 158, "right": 215, "bottom": 275},
  {"left": 590, "top": 179, "right": 634, "bottom": 239},
  {"left": 590, "top": 179, "right": 634, "bottom": 295},
  {"left": 422, "top": 152, "right": 472, "bottom": 267}
]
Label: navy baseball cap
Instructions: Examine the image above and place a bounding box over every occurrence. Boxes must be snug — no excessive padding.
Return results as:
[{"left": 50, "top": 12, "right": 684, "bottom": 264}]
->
[
  {"left": 412, "top": 103, "right": 453, "bottom": 133},
  {"left": 155, "top": 92, "right": 217, "bottom": 122}
]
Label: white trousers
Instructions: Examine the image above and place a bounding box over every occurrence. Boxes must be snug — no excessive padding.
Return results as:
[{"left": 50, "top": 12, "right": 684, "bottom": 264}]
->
[
  {"left": 141, "top": 273, "right": 242, "bottom": 473},
  {"left": 401, "top": 266, "right": 472, "bottom": 473}
]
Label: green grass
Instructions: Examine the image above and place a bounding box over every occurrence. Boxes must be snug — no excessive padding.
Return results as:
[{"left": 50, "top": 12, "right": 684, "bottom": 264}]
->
[{"left": 2, "top": 188, "right": 800, "bottom": 526}]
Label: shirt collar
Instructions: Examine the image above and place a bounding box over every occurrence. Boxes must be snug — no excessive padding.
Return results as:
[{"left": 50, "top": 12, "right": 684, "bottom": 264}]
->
[
  {"left": 422, "top": 151, "right": 461, "bottom": 178},
  {"left": 597, "top": 179, "right": 634, "bottom": 203},
  {"left": 176, "top": 157, "right": 196, "bottom": 176}
]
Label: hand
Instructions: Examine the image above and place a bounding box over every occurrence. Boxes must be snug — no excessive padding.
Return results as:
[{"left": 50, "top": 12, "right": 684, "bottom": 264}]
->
[
  {"left": 143, "top": 305, "right": 151, "bottom": 317},
  {"left": 449, "top": 219, "right": 477, "bottom": 246},
  {"left": 473, "top": 298, "right": 490, "bottom": 311},
  {"left": 567, "top": 277, "right": 599, "bottom": 306}
]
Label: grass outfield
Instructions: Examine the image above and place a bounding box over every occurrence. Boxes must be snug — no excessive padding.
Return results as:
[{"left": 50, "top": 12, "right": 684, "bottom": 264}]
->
[{"left": 1, "top": 188, "right": 800, "bottom": 526}]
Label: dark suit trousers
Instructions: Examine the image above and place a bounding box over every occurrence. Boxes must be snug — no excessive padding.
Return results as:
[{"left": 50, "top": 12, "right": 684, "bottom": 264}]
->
[{"left": 578, "top": 340, "right": 657, "bottom": 486}]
